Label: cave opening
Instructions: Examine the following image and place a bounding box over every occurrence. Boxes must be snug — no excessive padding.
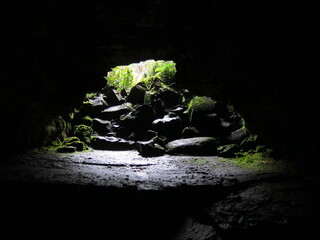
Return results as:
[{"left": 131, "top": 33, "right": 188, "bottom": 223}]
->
[{"left": 1, "top": 1, "right": 319, "bottom": 239}]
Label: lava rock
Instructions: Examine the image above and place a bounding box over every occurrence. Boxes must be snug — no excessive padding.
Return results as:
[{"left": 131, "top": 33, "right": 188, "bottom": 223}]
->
[
  {"left": 191, "top": 112, "right": 226, "bottom": 137},
  {"left": 145, "top": 130, "right": 158, "bottom": 140},
  {"left": 157, "top": 88, "right": 181, "bottom": 108},
  {"left": 127, "top": 83, "right": 147, "bottom": 104},
  {"left": 102, "top": 87, "right": 125, "bottom": 106},
  {"left": 152, "top": 114, "right": 182, "bottom": 140},
  {"left": 63, "top": 136, "right": 80, "bottom": 145},
  {"left": 92, "top": 118, "right": 112, "bottom": 135},
  {"left": 165, "top": 137, "right": 218, "bottom": 155},
  {"left": 227, "top": 128, "right": 248, "bottom": 143},
  {"left": 81, "top": 116, "right": 93, "bottom": 127},
  {"left": 74, "top": 125, "right": 93, "bottom": 145},
  {"left": 152, "top": 99, "right": 166, "bottom": 118},
  {"left": 187, "top": 96, "right": 217, "bottom": 118},
  {"left": 121, "top": 104, "right": 154, "bottom": 127},
  {"left": 80, "top": 94, "right": 108, "bottom": 118},
  {"left": 239, "top": 135, "right": 259, "bottom": 152},
  {"left": 136, "top": 140, "right": 165, "bottom": 157},
  {"left": 91, "top": 136, "right": 135, "bottom": 150},
  {"left": 56, "top": 146, "right": 76, "bottom": 153},
  {"left": 217, "top": 144, "right": 239, "bottom": 158},
  {"left": 102, "top": 103, "right": 133, "bottom": 120},
  {"left": 65, "top": 141, "right": 85, "bottom": 151},
  {"left": 182, "top": 126, "right": 201, "bottom": 138}
]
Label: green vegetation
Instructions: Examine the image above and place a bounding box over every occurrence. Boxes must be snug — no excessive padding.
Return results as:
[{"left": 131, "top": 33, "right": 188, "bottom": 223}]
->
[
  {"left": 63, "top": 136, "right": 80, "bottom": 145},
  {"left": 187, "top": 96, "right": 216, "bottom": 112},
  {"left": 105, "top": 65, "right": 134, "bottom": 91},
  {"left": 222, "top": 148, "right": 275, "bottom": 170},
  {"left": 105, "top": 60, "right": 176, "bottom": 91},
  {"left": 85, "top": 92, "right": 97, "bottom": 100},
  {"left": 74, "top": 124, "right": 93, "bottom": 145},
  {"left": 82, "top": 116, "right": 93, "bottom": 127},
  {"left": 187, "top": 96, "right": 216, "bottom": 121}
]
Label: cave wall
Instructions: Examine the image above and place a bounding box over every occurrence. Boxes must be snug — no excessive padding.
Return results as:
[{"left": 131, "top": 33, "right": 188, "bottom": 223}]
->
[{"left": 2, "top": 1, "right": 319, "bottom": 169}]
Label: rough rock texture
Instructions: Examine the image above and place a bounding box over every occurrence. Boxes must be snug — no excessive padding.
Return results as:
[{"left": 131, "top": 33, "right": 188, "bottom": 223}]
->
[
  {"left": 1, "top": 150, "right": 318, "bottom": 240},
  {"left": 91, "top": 136, "right": 135, "bottom": 150},
  {"left": 2, "top": 1, "right": 318, "bottom": 172},
  {"left": 153, "top": 114, "right": 182, "bottom": 140},
  {"left": 166, "top": 137, "right": 219, "bottom": 155},
  {"left": 127, "top": 83, "right": 147, "bottom": 105},
  {"left": 102, "top": 103, "right": 133, "bottom": 120}
]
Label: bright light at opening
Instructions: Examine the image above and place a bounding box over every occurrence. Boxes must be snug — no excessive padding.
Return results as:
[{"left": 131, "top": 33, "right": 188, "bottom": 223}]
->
[{"left": 105, "top": 59, "right": 177, "bottom": 91}]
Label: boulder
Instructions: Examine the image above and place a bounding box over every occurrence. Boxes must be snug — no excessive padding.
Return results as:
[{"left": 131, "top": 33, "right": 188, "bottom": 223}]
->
[
  {"left": 187, "top": 96, "right": 216, "bottom": 119},
  {"left": 136, "top": 140, "right": 165, "bottom": 157},
  {"left": 92, "top": 118, "right": 112, "bottom": 136},
  {"left": 65, "top": 141, "right": 85, "bottom": 151},
  {"left": 127, "top": 83, "right": 147, "bottom": 104},
  {"left": 91, "top": 136, "right": 135, "bottom": 150},
  {"left": 145, "top": 130, "right": 158, "bottom": 140},
  {"left": 102, "top": 87, "right": 125, "bottom": 106},
  {"left": 182, "top": 126, "right": 200, "bottom": 138},
  {"left": 81, "top": 95, "right": 108, "bottom": 118},
  {"left": 81, "top": 116, "right": 93, "bottom": 127},
  {"left": 102, "top": 103, "right": 133, "bottom": 120},
  {"left": 165, "top": 137, "right": 218, "bottom": 155},
  {"left": 157, "top": 88, "right": 181, "bottom": 108},
  {"left": 227, "top": 128, "right": 248, "bottom": 143},
  {"left": 121, "top": 104, "right": 154, "bottom": 128},
  {"left": 217, "top": 144, "right": 239, "bottom": 158},
  {"left": 152, "top": 99, "right": 166, "bottom": 118},
  {"left": 74, "top": 124, "right": 93, "bottom": 145},
  {"left": 239, "top": 135, "right": 259, "bottom": 152},
  {"left": 56, "top": 146, "right": 76, "bottom": 153},
  {"left": 63, "top": 136, "right": 80, "bottom": 145},
  {"left": 152, "top": 114, "right": 182, "bottom": 140},
  {"left": 179, "top": 88, "right": 192, "bottom": 103},
  {"left": 191, "top": 112, "right": 226, "bottom": 137}
]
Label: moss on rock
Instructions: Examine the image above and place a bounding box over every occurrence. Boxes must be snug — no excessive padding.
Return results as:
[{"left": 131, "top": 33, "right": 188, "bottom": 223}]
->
[
  {"left": 63, "top": 136, "right": 80, "bottom": 145},
  {"left": 187, "top": 96, "right": 216, "bottom": 122},
  {"left": 65, "top": 140, "right": 85, "bottom": 151},
  {"left": 74, "top": 124, "right": 93, "bottom": 145},
  {"left": 82, "top": 116, "right": 93, "bottom": 127}
]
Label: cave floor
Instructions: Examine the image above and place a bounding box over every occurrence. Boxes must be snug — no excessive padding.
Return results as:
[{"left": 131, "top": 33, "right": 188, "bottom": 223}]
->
[
  {"left": 1, "top": 150, "right": 319, "bottom": 240},
  {"left": 0, "top": 149, "right": 285, "bottom": 190}
]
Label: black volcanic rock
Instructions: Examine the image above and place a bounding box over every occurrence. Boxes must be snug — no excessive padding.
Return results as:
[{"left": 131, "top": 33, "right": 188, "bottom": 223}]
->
[
  {"left": 91, "top": 136, "right": 134, "bottom": 150},
  {"left": 127, "top": 83, "right": 147, "bottom": 105},
  {"left": 165, "top": 137, "right": 219, "bottom": 155},
  {"left": 152, "top": 114, "right": 182, "bottom": 140},
  {"left": 102, "top": 103, "right": 133, "bottom": 120}
]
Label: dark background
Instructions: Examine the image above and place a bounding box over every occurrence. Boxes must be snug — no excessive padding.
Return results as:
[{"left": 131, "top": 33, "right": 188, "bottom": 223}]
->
[{"left": 1, "top": 0, "right": 319, "bottom": 171}]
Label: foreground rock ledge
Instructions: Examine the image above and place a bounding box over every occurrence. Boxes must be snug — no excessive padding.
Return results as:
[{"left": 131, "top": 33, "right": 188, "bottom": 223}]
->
[
  {"left": 1, "top": 149, "right": 286, "bottom": 190},
  {"left": 1, "top": 150, "right": 319, "bottom": 240}
]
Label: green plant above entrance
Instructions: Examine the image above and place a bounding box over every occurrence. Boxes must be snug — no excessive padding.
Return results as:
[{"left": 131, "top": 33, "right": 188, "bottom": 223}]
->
[{"left": 105, "top": 60, "right": 177, "bottom": 91}]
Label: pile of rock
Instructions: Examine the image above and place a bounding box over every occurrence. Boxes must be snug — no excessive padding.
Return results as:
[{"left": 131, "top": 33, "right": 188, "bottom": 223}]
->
[{"left": 71, "top": 81, "right": 258, "bottom": 157}]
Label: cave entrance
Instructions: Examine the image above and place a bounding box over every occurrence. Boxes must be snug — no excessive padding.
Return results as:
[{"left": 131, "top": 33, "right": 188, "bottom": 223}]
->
[
  {"left": 64, "top": 60, "right": 263, "bottom": 159},
  {"left": 17, "top": 59, "right": 277, "bottom": 189}
]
